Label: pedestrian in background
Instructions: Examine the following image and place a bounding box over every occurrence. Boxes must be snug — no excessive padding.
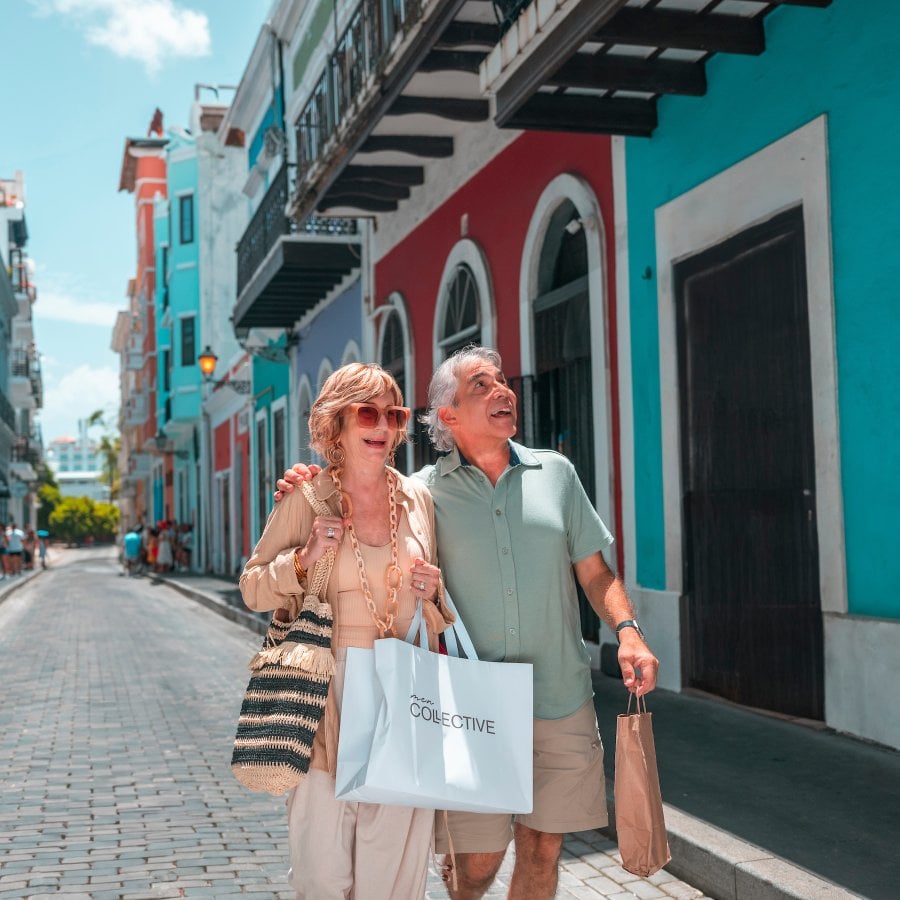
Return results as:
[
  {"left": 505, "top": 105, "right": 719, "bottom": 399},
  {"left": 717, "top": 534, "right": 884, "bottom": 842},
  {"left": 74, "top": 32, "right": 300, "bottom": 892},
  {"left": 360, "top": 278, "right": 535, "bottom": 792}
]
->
[
  {"left": 23, "top": 526, "right": 35, "bottom": 571},
  {"left": 241, "top": 362, "right": 452, "bottom": 900},
  {"left": 5, "top": 522, "right": 25, "bottom": 576},
  {"left": 156, "top": 521, "right": 174, "bottom": 573},
  {"left": 37, "top": 533, "right": 48, "bottom": 569}
]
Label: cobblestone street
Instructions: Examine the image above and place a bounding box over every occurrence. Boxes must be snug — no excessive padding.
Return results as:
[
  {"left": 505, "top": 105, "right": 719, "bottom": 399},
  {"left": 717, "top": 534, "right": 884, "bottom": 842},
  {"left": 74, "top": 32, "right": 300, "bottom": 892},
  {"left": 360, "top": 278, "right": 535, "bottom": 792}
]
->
[{"left": 0, "top": 549, "right": 709, "bottom": 899}]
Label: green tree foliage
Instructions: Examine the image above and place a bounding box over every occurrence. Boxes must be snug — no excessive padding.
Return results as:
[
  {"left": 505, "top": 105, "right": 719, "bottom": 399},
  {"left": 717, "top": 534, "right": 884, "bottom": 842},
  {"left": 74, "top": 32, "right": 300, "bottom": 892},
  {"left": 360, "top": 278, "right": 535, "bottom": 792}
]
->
[
  {"left": 49, "top": 496, "right": 120, "bottom": 545},
  {"left": 36, "top": 463, "right": 61, "bottom": 532}
]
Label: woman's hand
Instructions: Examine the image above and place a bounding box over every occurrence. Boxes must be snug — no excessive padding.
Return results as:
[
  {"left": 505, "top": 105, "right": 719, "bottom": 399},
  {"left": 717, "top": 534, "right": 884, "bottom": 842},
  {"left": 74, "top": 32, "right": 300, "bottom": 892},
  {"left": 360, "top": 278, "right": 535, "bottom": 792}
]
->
[
  {"left": 274, "top": 463, "right": 322, "bottom": 501},
  {"left": 409, "top": 557, "right": 441, "bottom": 604},
  {"left": 299, "top": 514, "right": 345, "bottom": 568}
]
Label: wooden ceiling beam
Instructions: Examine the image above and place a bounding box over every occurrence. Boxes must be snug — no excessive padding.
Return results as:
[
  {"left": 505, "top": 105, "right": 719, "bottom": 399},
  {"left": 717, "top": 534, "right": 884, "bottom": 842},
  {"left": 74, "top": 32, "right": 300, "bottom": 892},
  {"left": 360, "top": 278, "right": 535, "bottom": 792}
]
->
[
  {"left": 504, "top": 94, "right": 657, "bottom": 136},
  {"left": 389, "top": 96, "right": 490, "bottom": 122},
  {"left": 328, "top": 179, "right": 411, "bottom": 200},
  {"left": 419, "top": 49, "right": 486, "bottom": 74},
  {"left": 594, "top": 8, "right": 765, "bottom": 55},
  {"left": 342, "top": 164, "right": 425, "bottom": 186},
  {"left": 437, "top": 21, "right": 500, "bottom": 48},
  {"left": 319, "top": 196, "right": 399, "bottom": 213},
  {"left": 548, "top": 54, "right": 706, "bottom": 96},
  {"left": 360, "top": 135, "right": 454, "bottom": 157}
]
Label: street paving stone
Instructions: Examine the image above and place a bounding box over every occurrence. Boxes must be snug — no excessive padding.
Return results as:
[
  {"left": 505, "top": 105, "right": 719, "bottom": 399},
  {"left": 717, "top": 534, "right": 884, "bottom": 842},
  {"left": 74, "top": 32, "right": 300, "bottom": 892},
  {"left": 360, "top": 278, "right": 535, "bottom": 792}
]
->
[{"left": 0, "top": 549, "right": 710, "bottom": 898}]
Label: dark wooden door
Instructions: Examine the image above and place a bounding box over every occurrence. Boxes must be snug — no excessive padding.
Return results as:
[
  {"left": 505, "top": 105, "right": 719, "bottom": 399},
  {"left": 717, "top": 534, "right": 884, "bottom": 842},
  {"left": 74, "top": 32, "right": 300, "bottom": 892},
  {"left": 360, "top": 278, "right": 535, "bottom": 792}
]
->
[
  {"left": 675, "top": 206, "right": 823, "bottom": 719},
  {"left": 533, "top": 282, "right": 599, "bottom": 642}
]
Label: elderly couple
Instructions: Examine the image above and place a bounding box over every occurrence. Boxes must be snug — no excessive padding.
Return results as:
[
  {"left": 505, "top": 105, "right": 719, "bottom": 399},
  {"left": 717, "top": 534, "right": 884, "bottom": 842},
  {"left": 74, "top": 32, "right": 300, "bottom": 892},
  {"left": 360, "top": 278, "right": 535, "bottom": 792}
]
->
[{"left": 240, "top": 345, "right": 658, "bottom": 900}]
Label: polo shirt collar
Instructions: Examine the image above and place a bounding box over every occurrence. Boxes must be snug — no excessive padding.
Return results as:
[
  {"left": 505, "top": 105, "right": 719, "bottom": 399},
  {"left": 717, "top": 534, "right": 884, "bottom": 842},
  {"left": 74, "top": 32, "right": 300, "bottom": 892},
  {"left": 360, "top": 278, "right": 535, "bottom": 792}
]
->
[{"left": 436, "top": 440, "right": 539, "bottom": 476}]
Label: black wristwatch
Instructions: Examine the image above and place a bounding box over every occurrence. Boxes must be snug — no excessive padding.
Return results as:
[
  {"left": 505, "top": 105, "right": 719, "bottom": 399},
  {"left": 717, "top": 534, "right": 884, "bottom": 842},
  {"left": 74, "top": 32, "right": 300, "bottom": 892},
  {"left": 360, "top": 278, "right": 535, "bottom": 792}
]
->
[{"left": 615, "top": 619, "right": 645, "bottom": 642}]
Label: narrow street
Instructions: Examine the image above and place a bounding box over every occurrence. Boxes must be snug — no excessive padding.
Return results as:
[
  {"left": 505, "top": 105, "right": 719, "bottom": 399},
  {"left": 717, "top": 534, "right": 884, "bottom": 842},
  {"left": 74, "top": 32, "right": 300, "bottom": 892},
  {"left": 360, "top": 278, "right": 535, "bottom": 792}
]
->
[{"left": 0, "top": 548, "right": 710, "bottom": 900}]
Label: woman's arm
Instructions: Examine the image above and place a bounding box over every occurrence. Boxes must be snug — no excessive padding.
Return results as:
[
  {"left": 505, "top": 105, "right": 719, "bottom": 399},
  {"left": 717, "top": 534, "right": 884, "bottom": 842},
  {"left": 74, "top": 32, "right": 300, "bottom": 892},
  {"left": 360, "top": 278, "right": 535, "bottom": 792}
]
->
[{"left": 240, "top": 489, "right": 313, "bottom": 613}]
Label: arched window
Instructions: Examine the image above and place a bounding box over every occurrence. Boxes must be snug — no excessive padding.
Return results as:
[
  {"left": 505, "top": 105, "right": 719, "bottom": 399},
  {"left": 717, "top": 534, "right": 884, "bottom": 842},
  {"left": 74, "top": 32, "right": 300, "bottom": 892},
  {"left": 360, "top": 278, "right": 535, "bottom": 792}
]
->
[
  {"left": 297, "top": 378, "right": 312, "bottom": 456},
  {"left": 380, "top": 308, "right": 405, "bottom": 384},
  {"left": 438, "top": 264, "right": 481, "bottom": 358}
]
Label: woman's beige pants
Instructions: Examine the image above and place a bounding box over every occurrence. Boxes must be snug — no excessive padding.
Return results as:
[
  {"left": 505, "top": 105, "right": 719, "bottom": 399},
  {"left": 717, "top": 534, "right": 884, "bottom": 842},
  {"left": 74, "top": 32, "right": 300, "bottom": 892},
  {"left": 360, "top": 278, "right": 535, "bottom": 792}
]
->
[{"left": 286, "top": 769, "right": 434, "bottom": 899}]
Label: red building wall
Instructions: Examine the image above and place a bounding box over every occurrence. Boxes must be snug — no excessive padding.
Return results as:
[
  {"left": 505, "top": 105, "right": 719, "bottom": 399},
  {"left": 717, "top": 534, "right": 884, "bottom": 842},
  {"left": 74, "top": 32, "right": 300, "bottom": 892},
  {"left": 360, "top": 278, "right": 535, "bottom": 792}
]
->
[{"left": 374, "top": 131, "right": 623, "bottom": 570}]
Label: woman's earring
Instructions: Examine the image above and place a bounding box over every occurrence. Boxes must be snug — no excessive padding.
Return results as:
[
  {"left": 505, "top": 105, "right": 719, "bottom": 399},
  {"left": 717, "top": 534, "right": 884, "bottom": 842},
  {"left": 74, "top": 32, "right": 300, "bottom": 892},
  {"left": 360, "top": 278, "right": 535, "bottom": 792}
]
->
[{"left": 326, "top": 445, "right": 345, "bottom": 466}]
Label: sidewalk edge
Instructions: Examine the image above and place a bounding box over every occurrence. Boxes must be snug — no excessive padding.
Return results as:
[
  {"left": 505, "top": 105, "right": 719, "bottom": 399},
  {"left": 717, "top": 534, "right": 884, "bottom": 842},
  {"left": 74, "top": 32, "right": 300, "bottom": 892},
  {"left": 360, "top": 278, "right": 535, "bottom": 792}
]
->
[
  {"left": 154, "top": 574, "right": 268, "bottom": 636},
  {"left": 0, "top": 568, "right": 44, "bottom": 608}
]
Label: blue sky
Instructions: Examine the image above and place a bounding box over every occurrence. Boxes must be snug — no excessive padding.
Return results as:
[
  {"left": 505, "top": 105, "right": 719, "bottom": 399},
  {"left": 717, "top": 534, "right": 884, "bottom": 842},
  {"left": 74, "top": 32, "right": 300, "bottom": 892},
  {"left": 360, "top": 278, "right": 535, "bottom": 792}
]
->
[{"left": 2, "top": 0, "right": 271, "bottom": 443}]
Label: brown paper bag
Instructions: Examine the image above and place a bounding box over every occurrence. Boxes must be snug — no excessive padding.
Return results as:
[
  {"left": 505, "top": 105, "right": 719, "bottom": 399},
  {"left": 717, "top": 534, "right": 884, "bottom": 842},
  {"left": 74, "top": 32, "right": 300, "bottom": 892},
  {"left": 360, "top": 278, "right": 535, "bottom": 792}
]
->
[{"left": 614, "top": 693, "right": 672, "bottom": 877}]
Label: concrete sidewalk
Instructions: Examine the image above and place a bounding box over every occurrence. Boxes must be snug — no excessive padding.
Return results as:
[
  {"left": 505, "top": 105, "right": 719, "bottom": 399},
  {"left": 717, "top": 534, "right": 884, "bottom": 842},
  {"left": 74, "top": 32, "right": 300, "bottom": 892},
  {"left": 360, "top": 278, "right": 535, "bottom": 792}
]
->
[{"left": 155, "top": 570, "right": 897, "bottom": 900}]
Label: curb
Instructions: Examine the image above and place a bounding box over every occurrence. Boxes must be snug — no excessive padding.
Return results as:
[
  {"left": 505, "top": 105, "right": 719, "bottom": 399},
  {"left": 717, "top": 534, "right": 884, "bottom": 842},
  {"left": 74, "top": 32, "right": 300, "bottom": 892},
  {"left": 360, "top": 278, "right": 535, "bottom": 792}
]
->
[
  {"left": 160, "top": 575, "right": 862, "bottom": 900},
  {"left": 0, "top": 567, "right": 44, "bottom": 608},
  {"left": 152, "top": 574, "right": 269, "bottom": 636}
]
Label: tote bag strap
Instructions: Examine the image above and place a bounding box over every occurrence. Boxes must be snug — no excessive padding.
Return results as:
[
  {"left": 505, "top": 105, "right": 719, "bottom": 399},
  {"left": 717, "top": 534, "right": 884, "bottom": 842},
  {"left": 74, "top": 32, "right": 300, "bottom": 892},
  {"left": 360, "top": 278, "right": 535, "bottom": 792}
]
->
[
  {"left": 300, "top": 481, "right": 337, "bottom": 595},
  {"left": 404, "top": 588, "right": 479, "bottom": 660}
]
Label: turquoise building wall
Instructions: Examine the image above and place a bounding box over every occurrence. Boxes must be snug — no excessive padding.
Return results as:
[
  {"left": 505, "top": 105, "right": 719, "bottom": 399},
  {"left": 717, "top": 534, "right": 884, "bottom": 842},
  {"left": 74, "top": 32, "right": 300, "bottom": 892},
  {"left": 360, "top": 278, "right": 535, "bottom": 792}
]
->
[
  {"left": 159, "top": 139, "right": 201, "bottom": 425},
  {"left": 624, "top": 0, "right": 899, "bottom": 618}
]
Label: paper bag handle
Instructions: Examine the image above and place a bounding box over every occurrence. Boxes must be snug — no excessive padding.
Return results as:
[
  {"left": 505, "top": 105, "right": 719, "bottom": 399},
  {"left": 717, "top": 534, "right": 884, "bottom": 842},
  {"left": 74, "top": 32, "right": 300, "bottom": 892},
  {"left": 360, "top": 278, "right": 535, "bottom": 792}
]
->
[{"left": 625, "top": 691, "right": 649, "bottom": 715}]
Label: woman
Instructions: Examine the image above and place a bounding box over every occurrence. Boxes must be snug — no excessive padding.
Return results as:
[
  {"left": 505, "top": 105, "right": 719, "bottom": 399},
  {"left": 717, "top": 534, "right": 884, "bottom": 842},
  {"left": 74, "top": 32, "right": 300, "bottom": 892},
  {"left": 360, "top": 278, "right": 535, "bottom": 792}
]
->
[{"left": 240, "top": 363, "right": 453, "bottom": 900}]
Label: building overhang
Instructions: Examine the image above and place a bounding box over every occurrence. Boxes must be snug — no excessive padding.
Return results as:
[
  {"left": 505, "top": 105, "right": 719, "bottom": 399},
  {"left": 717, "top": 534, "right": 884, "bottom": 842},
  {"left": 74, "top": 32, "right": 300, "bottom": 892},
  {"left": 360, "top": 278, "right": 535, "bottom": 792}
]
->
[
  {"left": 482, "top": 0, "right": 832, "bottom": 135},
  {"left": 233, "top": 235, "right": 361, "bottom": 333},
  {"left": 286, "top": 0, "right": 830, "bottom": 225}
]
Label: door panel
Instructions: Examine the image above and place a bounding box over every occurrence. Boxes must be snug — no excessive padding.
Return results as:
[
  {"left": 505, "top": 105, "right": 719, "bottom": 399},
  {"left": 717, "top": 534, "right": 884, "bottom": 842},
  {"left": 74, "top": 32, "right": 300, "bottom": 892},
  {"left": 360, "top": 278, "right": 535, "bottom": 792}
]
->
[{"left": 675, "top": 206, "right": 823, "bottom": 719}]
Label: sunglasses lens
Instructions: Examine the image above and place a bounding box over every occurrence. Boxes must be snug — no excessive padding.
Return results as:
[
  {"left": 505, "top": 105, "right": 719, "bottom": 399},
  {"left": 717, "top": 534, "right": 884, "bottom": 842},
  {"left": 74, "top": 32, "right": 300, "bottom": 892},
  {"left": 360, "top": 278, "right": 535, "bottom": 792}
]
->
[
  {"left": 386, "top": 409, "right": 408, "bottom": 430},
  {"left": 356, "top": 405, "right": 380, "bottom": 427}
]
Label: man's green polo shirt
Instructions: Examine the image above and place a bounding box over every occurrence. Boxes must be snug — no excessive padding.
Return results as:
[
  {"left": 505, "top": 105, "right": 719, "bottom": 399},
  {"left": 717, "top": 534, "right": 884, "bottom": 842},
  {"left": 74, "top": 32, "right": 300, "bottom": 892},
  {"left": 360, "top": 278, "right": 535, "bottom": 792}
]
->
[{"left": 417, "top": 441, "right": 613, "bottom": 720}]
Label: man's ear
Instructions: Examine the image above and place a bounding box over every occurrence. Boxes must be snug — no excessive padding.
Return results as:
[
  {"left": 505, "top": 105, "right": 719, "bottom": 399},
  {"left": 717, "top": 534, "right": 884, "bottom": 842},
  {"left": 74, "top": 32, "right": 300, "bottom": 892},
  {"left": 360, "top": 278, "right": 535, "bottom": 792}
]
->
[{"left": 437, "top": 405, "right": 457, "bottom": 428}]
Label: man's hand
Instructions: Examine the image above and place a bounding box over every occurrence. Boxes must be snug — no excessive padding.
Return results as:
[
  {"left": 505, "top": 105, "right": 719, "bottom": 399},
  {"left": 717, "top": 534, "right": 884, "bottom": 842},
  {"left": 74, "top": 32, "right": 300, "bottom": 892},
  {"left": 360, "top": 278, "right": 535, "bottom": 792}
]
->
[
  {"left": 274, "top": 463, "right": 321, "bottom": 501},
  {"left": 617, "top": 632, "right": 658, "bottom": 696}
]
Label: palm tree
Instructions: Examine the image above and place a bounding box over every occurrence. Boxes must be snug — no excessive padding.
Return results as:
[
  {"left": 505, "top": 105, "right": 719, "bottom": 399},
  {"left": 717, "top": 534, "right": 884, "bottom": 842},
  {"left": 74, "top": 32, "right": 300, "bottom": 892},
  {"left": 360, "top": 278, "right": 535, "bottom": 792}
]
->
[{"left": 87, "top": 409, "right": 120, "bottom": 501}]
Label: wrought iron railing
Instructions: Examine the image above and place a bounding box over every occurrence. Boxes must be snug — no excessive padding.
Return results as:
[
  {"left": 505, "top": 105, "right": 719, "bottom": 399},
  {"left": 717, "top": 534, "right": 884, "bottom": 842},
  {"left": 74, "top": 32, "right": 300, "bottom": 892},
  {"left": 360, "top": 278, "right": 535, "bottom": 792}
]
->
[
  {"left": 12, "top": 438, "right": 41, "bottom": 467},
  {"left": 492, "top": 0, "right": 531, "bottom": 36},
  {"left": 0, "top": 387, "right": 16, "bottom": 431},
  {"left": 236, "top": 164, "right": 359, "bottom": 294},
  {"left": 237, "top": 164, "right": 294, "bottom": 294},
  {"left": 295, "top": 0, "right": 425, "bottom": 184},
  {"left": 10, "top": 348, "right": 30, "bottom": 378}
]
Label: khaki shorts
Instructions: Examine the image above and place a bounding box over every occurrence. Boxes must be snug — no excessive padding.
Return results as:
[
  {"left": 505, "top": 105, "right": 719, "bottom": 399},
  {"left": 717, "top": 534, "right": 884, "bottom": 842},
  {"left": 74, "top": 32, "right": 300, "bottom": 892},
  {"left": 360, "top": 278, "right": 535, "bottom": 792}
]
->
[{"left": 434, "top": 698, "right": 607, "bottom": 854}]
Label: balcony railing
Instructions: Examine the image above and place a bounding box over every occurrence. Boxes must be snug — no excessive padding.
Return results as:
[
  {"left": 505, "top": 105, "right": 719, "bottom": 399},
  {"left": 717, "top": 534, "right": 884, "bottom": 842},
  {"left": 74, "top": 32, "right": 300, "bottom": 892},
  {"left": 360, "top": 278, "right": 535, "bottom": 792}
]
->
[
  {"left": 10, "top": 348, "right": 31, "bottom": 378},
  {"left": 295, "top": 0, "right": 425, "bottom": 184},
  {"left": 0, "top": 387, "right": 16, "bottom": 431},
  {"left": 492, "top": 0, "right": 530, "bottom": 37},
  {"left": 236, "top": 164, "right": 359, "bottom": 295},
  {"left": 12, "top": 437, "right": 41, "bottom": 467}
]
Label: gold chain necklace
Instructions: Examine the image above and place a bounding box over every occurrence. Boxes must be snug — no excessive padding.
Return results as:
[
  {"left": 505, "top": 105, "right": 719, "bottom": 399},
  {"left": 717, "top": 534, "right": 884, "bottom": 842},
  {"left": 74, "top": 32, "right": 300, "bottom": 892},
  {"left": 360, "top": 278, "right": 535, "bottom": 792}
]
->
[{"left": 330, "top": 467, "right": 402, "bottom": 638}]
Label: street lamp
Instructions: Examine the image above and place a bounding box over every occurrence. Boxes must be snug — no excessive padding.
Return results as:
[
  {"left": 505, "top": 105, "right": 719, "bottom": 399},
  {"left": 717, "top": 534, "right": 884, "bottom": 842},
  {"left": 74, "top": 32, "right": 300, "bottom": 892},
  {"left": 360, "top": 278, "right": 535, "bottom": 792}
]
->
[{"left": 198, "top": 345, "right": 251, "bottom": 393}]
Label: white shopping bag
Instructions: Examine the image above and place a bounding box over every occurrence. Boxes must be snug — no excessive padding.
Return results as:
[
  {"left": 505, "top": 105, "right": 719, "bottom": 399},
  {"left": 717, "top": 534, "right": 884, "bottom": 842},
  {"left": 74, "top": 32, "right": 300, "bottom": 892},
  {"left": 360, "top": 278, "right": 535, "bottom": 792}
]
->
[{"left": 335, "top": 593, "right": 533, "bottom": 813}]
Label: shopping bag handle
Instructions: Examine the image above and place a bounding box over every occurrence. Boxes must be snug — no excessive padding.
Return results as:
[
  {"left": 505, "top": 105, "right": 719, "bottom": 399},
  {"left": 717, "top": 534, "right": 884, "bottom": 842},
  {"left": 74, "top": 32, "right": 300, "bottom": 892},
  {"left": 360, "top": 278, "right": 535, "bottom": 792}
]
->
[
  {"left": 625, "top": 691, "right": 649, "bottom": 715},
  {"left": 404, "top": 589, "right": 479, "bottom": 660}
]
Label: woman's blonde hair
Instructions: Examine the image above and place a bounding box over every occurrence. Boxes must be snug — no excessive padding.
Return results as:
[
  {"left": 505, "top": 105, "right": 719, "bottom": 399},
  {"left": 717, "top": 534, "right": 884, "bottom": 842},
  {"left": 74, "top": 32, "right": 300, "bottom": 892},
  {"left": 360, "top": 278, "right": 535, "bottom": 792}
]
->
[{"left": 309, "top": 363, "right": 408, "bottom": 466}]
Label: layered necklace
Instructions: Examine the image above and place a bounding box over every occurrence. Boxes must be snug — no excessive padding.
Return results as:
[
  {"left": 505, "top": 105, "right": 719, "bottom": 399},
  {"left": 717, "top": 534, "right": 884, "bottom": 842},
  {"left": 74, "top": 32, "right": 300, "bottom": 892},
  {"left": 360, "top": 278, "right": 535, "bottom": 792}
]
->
[{"left": 330, "top": 467, "right": 402, "bottom": 638}]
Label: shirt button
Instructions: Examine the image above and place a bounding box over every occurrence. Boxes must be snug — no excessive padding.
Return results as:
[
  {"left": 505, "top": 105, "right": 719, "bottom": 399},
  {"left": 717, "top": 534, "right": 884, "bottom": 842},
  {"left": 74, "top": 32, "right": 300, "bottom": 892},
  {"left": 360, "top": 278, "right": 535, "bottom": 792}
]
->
[
  {"left": 506, "top": 588, "right": 513, "bottom": 595},
  {"left": 509, "top": 628, "right": 516, "bottom": 635},
  {"left": 502, "top": 547, "right": 509, "bottom": 554},
  {"left": 495, "top": 509, "right": 501, "bottom": 516}
]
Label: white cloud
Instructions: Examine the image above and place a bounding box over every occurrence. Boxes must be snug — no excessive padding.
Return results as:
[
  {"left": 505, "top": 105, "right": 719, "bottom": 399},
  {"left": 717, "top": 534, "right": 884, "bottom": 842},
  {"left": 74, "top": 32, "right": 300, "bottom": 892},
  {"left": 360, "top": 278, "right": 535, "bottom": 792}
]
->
[
  {"left": 39, "top": 363, "right": 120, "bottom": 443},
  {"left": 31, "top": 0, "right": 211, "bottom": 73},
  {"left": 34, "top": 289, "right": 121, "bottom": 328}
]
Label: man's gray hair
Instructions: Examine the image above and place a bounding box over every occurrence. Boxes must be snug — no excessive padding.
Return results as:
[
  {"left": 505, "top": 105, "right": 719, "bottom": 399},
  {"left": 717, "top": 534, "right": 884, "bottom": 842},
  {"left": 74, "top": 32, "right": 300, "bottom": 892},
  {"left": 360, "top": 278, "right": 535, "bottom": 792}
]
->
[{"left": 420, "top": 345, "right": 503, "bottom": 452}]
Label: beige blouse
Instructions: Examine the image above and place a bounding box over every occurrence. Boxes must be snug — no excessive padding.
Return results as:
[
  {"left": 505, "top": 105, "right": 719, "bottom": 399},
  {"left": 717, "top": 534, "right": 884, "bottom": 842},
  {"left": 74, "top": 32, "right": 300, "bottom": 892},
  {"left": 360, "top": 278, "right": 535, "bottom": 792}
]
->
[{"left": 240, "top": 468, "right": 454, "bottom": 774}]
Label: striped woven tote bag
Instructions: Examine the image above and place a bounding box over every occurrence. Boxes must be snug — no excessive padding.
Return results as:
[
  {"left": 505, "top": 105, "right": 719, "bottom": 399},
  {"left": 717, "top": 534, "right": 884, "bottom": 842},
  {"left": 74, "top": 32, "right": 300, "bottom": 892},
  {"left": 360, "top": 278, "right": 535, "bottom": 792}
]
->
[{"left": 231, "top": 482, "right": 337, "bottom": 795}]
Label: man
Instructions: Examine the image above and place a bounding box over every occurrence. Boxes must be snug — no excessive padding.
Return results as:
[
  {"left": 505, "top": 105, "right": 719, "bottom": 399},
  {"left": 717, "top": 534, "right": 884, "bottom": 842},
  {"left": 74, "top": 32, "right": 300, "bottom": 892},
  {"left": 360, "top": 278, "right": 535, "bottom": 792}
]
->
[
  {"left": 276, "top": 347, "right": 658, "bottom": 899},
  {"left": 5, "top": 521, "right": 25, "bottom": 575}
]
